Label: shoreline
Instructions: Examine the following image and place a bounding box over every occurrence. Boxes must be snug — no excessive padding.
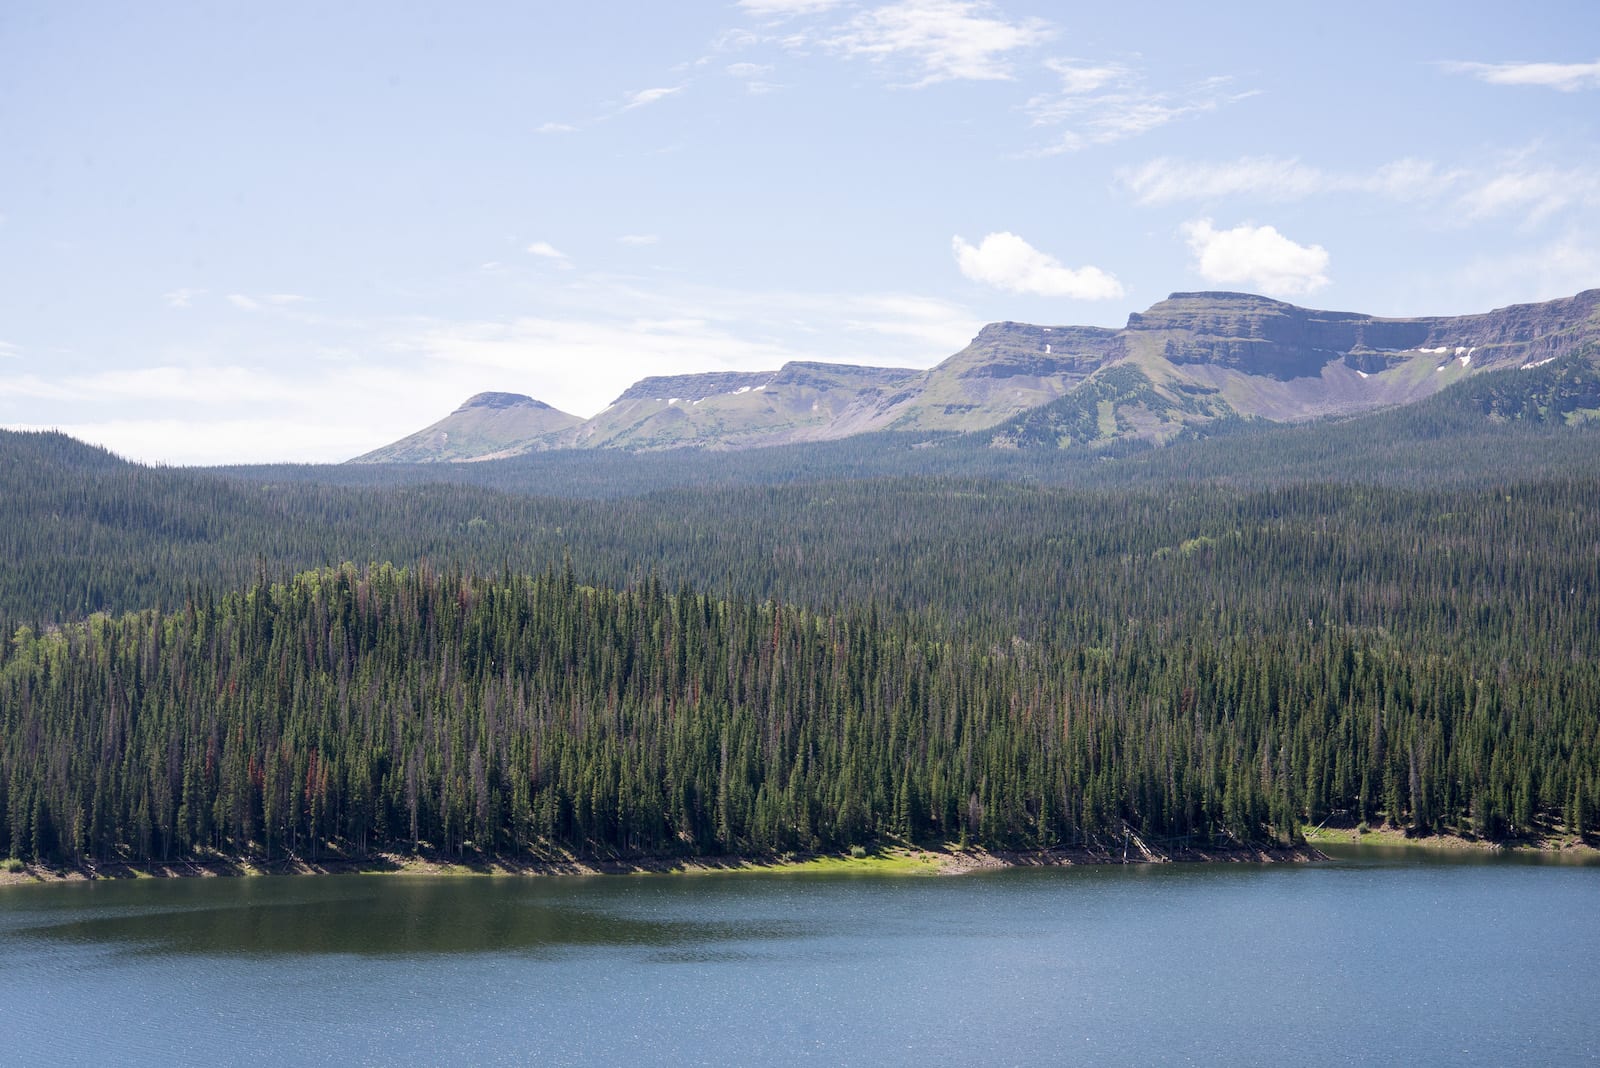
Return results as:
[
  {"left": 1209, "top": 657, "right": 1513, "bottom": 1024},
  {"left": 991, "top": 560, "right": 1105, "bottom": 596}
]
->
[
  {"left": 1303, "top": 822, "right": 1600, "bottom": 858},
  {"left": 0, "top": 840, "right": 1324, "bottom": 887}
]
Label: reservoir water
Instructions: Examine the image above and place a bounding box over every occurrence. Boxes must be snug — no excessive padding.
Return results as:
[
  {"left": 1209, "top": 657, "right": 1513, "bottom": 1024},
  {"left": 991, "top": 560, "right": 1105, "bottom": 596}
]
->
[{"left": 1, "top": 847, "right": 1595, "bottom": 1066}]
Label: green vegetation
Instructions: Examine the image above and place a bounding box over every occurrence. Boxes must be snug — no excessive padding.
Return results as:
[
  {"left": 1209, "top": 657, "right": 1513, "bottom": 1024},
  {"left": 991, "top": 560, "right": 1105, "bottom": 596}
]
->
[
  {"left": 2, "top": 554, "right": 1595, "bottom": 864},
  {"left": 0, "top": 363, "right": 1597, "bottom": 867}
]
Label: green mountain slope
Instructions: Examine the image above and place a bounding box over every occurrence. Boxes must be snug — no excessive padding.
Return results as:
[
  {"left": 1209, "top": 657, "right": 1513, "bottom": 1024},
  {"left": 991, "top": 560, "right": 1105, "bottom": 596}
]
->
[
  {"left": 351, "top": 392, "right": 581, "bottom": 463},
  {"left": 349, "top": 288, "right": 1600, "bottom": 461}
]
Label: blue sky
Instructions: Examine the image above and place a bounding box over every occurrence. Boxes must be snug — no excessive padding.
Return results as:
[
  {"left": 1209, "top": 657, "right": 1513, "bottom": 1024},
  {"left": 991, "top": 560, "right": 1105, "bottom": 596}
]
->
[{"left": 3, "top": 1, "right": 1598, "bottom": 463}]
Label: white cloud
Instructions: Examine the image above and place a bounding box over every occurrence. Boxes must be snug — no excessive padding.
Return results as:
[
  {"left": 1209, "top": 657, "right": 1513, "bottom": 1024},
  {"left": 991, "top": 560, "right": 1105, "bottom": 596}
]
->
[
  {"left": 4, "top": 267, "right": 981, "bottom": 464},
  {"left": 1442, "top": 58, "right": 1600, "bottom": 92},
  {"left": 89, "top": 366, "right": 303, "bottom": 404},
  {"left": 0, "top": 365, "right": 303, "bottom": 405},
  {"left": 1117, "top": 154, "right": 1600, "bottom": 231},
  {"left": 623, "top": 86, "right": 684, "bottom": 110},
  {"left": 726, "top": 61, "right": 782, "bottom": 92},
  {"left": 738, "top": 0, "right": 843, "bottom": 15},
  {"left": 1450, "top": 236, "right": 1600, "bottom": 308},
  {"left": 225, "top": 292, "right": 310, "bottom": 312},
  {"left": 0, "top": 373, "right": 76, "bottom": 400},
  {"left": 4, "top": 418, "right": 382, "bottom": 466},
  {"left": 836, "top": 293, "right": 984, "bottom": 348},
  {"left": 826, "top": 0, "right": 1052, "bottom": 87},
  {"left": 618, "top": 234, "right": 660, "bottom": 245},
  {"left": 1455, "top": 166, "right": 1600, "bottom": 224},
  {"left": 952, "top": 232, "right": 1124, "bottom": 299},
  {"left": 1044, "top": 60, "right": 1125, "bottom": 94},
  {"left": 0, "top": 340, "right": 18, "bottom": 360},
  {"left": 1026, "top": 64, "right": 1250, "bottom": 152},
  {"left": 163, "top": 287, "right": 205, "bottom": 309},
  {"left": 1181, "top": 219, "right": 1329, "bottom": 298},
  {"left": 526, "top": 241, "right": 574, "bottom": 268},
  {"left": 537, "top": 121, "right": 578, "bottom": 134},
  {"left": 1117, "top": 156, "right": 1448, "bottom": 205},
  {"left": 391, "top": 284, "right": 980, "bottom": 418}
]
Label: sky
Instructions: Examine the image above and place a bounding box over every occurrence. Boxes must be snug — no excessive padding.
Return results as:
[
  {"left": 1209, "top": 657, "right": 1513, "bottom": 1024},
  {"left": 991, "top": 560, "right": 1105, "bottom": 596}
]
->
[{"left": 2, "top": 1, "right": 1598, "bottom": 464}]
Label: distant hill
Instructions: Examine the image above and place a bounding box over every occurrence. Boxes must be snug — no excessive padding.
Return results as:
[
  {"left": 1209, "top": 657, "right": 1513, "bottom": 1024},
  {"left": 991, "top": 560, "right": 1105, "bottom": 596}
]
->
[
  {"left": 350, "top": 289, "right": 1600, "bottom": 462},
  {"left": 352, "top": 392, "right": 582, "bottom": 462}
]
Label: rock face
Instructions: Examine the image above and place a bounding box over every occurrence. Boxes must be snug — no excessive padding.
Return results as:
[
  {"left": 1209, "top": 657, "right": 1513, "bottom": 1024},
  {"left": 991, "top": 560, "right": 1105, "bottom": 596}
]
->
[
  {"left": 349, "top": 289, "right": 1600, "bottom": 461},
  {"left": 1124, "top": 289, "right": 1600, "bottom": 381},
  {"left": 351, "top": 392, "right": 582, "bottom": 463}
]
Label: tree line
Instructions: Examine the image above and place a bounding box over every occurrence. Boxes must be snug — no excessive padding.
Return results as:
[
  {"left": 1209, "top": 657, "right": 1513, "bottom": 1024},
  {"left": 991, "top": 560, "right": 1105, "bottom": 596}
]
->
[{"left": 2, "top": 563, "right": 1594, "bottom": 864}]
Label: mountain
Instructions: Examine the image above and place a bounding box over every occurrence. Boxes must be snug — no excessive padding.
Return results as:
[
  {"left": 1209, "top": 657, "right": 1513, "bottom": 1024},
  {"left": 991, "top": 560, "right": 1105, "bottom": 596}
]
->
[
  {"left": 570, "top": 362, "right": 925, "bottom": 450},
  {"left": 990, "top": 288, "right": 1600, "bottom": 449},
  {"left": 350, "top": 289, "right": 1600, "bottom": 462},
  {"left": 351, "top": 392, "right": 582, "bottom": 463}
]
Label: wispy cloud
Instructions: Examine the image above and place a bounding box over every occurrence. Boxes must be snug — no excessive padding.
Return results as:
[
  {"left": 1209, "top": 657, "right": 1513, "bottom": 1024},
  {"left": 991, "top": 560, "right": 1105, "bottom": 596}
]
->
[
  {"left": 394, "top": 285, "right": 979, "bottom": 416},
  {"left": 0, "top": 340, "right": 20, "bottom": 360},
  {"left": 1441, "top": 58, "right": 1600, "bottom": 92},
  {"left": 1117, "top": 153, "right": 1599, "bottom": 229},
  {"left": 725, "top": 60, "right": 783, "bottom": 92},
  {"left": 1455, "top": 165, "right": 1600, "bottom": 224},
  {"left": 3, "top": 272, "right": 983, "bottom": 464},
  {"left": 824, "top": 0, "right": 1052, "bottom": 87},
  {"left": 526, "top": 241, "right": 575, "bottom": 268},
  {"left": 0, "top": 364, "right": 305, "bottom": 406},
  {"left": 536, "top": 84, "right": 685, "bottom": 135},
  {"left": 623, "top": 86, "right": 684, "bottom": 110},
  {"left": 1026, "top": 63, "right": 1251, "bottom": 153},
  {"left": 738, "top": 0, "right": 844, "bottom": 16},
  {"left": 226, "top": 292, "right": 309, "bottom": 312},
  {"left": 1181, "top": 219, "right": 1329, "bottom": 298},
  {"left": 163, "top": 287, "right": 205, "bottom": 309},
  {"left": 1449, "top": 235, "right": 1600, "bottom": 308},
  {"left": 1117, "top": 156, "right": 1449, "bottom": 205},
  {"left": 4, "top": 417, "right": 386, "bottom": 466},
  {"left": 952, "top": 231, "right": 1124, "bottom": 299}
]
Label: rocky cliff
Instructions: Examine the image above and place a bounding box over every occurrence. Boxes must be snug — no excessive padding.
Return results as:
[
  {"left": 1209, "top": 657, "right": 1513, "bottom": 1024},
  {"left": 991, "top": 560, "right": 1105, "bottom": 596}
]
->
[{"left": 350, "top": 289, "right": 1600, "bottom": 461}]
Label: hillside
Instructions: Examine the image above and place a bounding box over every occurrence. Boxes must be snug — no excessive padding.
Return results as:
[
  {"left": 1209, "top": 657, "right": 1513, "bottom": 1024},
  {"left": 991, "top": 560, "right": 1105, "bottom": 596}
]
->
[
  {"left": 350, "top": 288, "right": 1600, "bottom": 461},
  {"left": 352, "top": 392, "right": 582, "bottom": 463},
  {"left": 5, "top": 389, "right": 1600, "bottom": 864}
]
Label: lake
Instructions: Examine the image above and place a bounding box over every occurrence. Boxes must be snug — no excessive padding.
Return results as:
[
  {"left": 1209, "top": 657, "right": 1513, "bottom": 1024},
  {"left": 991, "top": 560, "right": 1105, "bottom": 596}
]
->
[{"left": 1, "top": 847, "right": 1595, "bottom": 1066}]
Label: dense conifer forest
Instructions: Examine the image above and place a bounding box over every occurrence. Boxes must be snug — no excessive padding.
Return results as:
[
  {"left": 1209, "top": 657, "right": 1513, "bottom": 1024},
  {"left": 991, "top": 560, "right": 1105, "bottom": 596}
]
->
[
  {"left": 1, "top": 360, "right": 1598, "bottom": 865},
  {"left": 4, "top": 564, "right": 1594, "bottom": 864}
]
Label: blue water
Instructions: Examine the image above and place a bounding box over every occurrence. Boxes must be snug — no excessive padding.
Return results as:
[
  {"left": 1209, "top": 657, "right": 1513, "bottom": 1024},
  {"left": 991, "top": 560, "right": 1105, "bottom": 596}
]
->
[{"left": 1, "top": 849, "right": 1595, "bottom": 1066}]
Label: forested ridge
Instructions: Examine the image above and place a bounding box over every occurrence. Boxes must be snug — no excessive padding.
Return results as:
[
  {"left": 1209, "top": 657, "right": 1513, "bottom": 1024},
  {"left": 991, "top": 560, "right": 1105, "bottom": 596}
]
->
[
  {"left": 3, "top": 564, "right": 1595, "bottom": 865},
  {"left": 1, "top": 399, "right": 1598, "bottom": 863}
]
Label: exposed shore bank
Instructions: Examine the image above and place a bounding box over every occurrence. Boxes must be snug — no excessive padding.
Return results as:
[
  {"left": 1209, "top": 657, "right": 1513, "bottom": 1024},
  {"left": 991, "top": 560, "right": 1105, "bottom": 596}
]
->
[
  {"left": 0, "top": 840, "right": 1325, "bottom": 887},
  {"left": 1304, "top": 821, "right": 1599, "bottom": 858}
]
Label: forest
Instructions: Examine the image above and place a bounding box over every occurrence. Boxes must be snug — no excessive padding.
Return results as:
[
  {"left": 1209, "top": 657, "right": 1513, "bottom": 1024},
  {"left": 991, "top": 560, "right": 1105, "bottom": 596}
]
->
[
  {"left": 3, "top": 563, "right": 1594, "bottom": 864},
  {"left": 0, "top": 360, "right": 1597, "bottom": 864}
]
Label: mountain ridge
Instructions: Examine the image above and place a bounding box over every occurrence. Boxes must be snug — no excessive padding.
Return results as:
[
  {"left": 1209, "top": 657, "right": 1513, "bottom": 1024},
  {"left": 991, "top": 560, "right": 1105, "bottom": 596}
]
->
[{"left": 350, "top": 288, "right": 1600, "bottom": 462}]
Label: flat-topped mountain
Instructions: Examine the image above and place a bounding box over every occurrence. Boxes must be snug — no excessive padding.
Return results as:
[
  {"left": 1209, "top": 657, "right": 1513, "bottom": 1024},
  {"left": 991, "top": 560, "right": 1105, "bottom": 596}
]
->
[
  {"left": 573, "top": 362, "right": 925, "bottom": 450},
  {"left": 350, "top": 289, "right": 1600, "bottom": 461}
]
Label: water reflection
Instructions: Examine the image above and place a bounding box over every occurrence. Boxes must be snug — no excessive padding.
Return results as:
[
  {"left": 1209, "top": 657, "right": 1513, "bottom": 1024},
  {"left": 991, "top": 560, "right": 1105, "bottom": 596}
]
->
[
  {"left": 7, "top": 877, "right": 794, "bottom": 958},
  {"left": 1, "top": 861, "right": 1595, "bottom": 1066}
]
